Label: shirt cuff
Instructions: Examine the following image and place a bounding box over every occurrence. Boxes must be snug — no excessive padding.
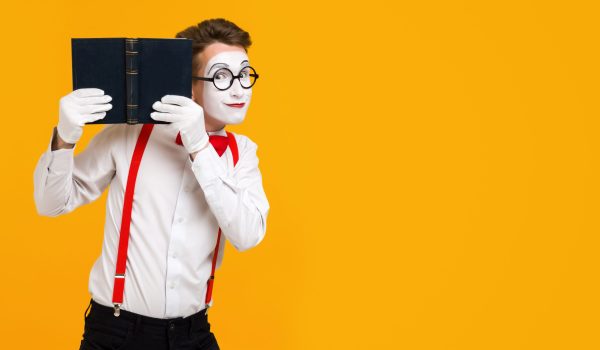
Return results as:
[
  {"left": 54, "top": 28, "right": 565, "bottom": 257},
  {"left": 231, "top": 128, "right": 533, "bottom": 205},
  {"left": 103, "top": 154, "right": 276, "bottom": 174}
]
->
[
  {"left": 189, "top": 143, "right": 227, "bottom": 187},
  {"left": 45, "top": 128, "right": 75, "bottom": 174}
]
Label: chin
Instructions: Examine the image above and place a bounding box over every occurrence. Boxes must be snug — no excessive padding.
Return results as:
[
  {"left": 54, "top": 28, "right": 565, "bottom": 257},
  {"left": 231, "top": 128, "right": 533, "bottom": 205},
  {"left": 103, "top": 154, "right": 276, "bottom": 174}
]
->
[
  {"left": 227, "top": 116, "right": 246, "bottom": 125},
  {"left": 214, "top": 112, "right": 247, "bottom": 125}
]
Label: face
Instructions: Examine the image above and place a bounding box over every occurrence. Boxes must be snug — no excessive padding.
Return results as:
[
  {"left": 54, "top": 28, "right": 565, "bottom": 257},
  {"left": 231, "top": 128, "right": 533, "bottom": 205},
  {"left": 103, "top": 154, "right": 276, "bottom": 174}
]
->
[{"left": 192, "top": 42, "right": 252, "bottom": 130}]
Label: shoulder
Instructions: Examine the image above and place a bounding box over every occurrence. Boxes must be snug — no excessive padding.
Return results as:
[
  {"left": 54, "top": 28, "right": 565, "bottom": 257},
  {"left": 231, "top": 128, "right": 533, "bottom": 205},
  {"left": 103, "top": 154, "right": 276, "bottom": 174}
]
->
[
  {"left": 84, "top": 124, "right": 130, "bottom": 153},
  {"left": 227, "top": 132, "right": 261, "bottom": 167},
  {"left": 91, "top": 123, "right": 147, "bottom": 143},
  {"left": 228, "top": 131, "right": 258, "bottom": 152},
  {"left": 92, "top": 124, "right": 126, "bottom": 141}
]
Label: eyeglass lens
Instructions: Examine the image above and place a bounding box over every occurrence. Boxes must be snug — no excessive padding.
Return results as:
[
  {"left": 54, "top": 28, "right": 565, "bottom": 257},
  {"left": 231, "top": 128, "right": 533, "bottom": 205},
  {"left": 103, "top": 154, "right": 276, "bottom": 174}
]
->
[{"left": 213, "top": 67, "right": 256, "bottom": 90}]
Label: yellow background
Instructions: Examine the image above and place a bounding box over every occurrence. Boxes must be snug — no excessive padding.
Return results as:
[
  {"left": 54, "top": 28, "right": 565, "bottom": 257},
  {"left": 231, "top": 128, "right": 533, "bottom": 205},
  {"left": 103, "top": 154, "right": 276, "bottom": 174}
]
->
[{"left": 0, "top": 0, "right": 599, "bottom": 349}]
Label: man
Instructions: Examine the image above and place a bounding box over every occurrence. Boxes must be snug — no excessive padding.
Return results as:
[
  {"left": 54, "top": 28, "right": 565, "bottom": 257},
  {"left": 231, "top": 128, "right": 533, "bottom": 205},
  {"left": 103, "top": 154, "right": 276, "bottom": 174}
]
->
[{"left": 33, "top": 18, "right": 269, "bottom": 350}]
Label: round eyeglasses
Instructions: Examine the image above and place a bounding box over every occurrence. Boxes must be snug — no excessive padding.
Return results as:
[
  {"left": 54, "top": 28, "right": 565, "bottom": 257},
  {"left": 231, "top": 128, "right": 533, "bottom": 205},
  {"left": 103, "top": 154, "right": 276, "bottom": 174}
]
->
[{"left": 192, "top": 66, "right": 259, "bottom": 91}]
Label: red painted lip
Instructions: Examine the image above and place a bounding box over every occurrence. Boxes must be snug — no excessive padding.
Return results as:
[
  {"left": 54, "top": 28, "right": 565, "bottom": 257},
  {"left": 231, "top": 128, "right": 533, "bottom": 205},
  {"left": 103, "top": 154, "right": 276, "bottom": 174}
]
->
[{"left": 225, "top": 103, "right": 245, "bottom": 108}]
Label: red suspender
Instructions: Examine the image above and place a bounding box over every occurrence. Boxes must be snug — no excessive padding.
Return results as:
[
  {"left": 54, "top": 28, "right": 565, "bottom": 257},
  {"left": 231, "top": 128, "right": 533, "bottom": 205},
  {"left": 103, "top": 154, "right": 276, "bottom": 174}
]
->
[
  {"left": 205, "top": 131, "right": 239, "bottom": 312},
  {"left": 111, "top": 127, "right": 239, "bottom": 317},
  {"left": 112, "top": 124, "right": 154, "bottom": 316},
  {"left": 226, "top": 130, "right": 239, "bottom": 166}
]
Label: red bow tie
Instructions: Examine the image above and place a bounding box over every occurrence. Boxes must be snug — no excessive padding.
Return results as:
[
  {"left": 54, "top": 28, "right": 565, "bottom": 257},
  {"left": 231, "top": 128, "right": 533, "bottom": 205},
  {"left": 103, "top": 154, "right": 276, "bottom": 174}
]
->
[{"left": 175, "top": 132, "right": 229, "bottom": 157}]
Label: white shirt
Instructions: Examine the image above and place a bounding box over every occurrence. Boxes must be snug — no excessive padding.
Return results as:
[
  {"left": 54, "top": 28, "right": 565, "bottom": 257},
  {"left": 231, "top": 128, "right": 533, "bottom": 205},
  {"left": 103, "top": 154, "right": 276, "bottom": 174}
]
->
[{"left": 33, "top": 123, "right": 270, "bottom": 318}]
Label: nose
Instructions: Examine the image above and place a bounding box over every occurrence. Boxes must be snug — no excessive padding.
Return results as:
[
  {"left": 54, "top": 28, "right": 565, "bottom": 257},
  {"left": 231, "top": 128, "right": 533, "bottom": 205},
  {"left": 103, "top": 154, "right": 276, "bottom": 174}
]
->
[{"left": 229, "top": 78, "right": 244, "bottom": 98}]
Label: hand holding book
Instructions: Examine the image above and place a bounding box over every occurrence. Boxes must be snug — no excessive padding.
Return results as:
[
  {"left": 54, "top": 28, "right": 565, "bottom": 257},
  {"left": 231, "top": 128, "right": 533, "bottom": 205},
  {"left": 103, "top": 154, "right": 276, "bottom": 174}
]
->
[
  {"left": 56, "top": 88, "right": 113, "bottom": 144},
  {"left": 151, "top": 95, "right": 210, "bottom": 156}
]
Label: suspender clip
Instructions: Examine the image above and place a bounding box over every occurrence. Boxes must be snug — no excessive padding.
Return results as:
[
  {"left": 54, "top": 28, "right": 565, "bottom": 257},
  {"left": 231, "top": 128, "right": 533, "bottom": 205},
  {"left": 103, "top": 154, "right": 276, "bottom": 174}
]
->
[{"left": 113, "top": 303, "right": 121, "bottom": 317}]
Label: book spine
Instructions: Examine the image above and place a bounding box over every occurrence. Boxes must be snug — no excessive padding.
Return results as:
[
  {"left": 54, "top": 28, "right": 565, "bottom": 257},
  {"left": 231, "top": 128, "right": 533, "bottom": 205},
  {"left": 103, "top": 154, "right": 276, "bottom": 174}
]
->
[{"left": 125, "top": 38, "right": 139, "bottom": 125}]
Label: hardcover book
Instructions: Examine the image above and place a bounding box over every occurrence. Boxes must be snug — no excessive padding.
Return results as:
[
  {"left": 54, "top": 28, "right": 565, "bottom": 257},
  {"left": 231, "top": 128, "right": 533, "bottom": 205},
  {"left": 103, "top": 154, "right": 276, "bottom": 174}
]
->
[{"left": 71, "top": 37, "right": 193, "bottom": 124}]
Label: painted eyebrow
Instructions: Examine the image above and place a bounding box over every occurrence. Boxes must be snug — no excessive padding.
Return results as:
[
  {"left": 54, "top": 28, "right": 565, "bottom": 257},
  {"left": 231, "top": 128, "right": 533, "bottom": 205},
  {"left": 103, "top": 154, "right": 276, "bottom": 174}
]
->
[{"left": 207, "top": 60, "right": 250, "bottom": 74}]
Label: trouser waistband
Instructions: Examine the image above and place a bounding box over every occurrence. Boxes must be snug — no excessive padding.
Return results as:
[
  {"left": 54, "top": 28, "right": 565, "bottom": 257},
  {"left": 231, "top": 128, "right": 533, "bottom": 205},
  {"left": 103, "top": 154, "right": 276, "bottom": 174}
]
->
[{"left": 85, "top": 298, "right": 210, "bottom": 334}]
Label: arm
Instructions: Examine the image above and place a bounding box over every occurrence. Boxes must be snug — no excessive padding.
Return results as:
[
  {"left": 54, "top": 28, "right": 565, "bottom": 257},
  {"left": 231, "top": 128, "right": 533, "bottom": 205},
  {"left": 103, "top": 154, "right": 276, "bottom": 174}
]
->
[
  {"left": 149, "top": 95, "right": 270, "bottom": 251},
  {"left": 34, "top": 88, "right": 115, "bottom": 216},
  {"left": 190, "top": 136, "right": 270, "bottom": 252},
  {"left": 33, "top": 125, "right": 116, "bottom": 217},
  {"left": 52, "top": 126, "right": 76, "bottom": 150}
]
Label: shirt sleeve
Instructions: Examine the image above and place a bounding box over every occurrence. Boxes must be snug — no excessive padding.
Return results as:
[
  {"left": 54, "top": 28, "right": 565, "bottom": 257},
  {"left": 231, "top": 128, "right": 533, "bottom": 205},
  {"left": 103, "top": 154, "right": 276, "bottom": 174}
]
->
[
  {"left": 33, "top": 126, "right": 116, "bottom": 217},
  {"left": 190, "top": 134, "right": 270, "bottom": 252}
]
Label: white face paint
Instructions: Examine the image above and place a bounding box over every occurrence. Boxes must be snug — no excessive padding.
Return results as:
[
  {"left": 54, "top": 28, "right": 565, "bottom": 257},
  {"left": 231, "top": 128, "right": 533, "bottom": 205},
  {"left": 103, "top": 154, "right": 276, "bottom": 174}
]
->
[{"left": 202, "top": 51, "right": 252, "bottom": 125}]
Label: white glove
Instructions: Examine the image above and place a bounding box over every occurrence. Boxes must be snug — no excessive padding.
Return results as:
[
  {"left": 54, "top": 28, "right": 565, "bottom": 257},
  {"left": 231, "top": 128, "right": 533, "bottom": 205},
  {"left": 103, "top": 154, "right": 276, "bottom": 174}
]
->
[
  {"left": 150, "top": 95, "right": 209, "bottom": 154},
  {"left": 57, "top": 88, "right": 112, "bottom": 144}
]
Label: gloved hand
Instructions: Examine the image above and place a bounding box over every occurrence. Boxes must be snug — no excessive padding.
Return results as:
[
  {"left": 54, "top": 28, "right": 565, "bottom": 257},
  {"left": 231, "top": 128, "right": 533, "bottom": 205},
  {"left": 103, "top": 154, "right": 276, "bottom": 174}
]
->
[
  {"left": 150, "top": 95, "right": 209, "bottom": 154},
  {"left": 57, "top": 88, "right": 112, "bottom": 144}
]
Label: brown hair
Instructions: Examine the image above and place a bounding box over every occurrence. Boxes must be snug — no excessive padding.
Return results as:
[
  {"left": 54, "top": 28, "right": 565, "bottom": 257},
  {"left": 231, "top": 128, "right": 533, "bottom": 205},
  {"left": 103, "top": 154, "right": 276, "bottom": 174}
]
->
[{"left": 175, "top": 18, "right": 252, "bottom": 74}]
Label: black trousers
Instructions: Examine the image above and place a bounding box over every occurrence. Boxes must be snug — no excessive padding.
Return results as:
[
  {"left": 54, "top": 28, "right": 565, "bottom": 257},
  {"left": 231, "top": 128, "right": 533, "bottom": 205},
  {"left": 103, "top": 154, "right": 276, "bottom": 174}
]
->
[{"left": 79, "top": 298, "right": 220, "bottom": 350}]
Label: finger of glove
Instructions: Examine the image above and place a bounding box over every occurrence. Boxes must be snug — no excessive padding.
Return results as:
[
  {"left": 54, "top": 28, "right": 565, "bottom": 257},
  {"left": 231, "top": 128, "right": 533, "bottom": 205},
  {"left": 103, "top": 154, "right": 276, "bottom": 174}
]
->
[
  {"left": 152, "top": 101, "right": 185, "bottom": 114},
  {"left": 73, "top": 88, "right": 105, "bottom": 98},
  {"left": 76, "top": 95, "right": 112, "bottom": 105},
  {"left": 81, "top": 103, "right": 113, "bottom": 114},
  {"left": 83, "top": 112, "right": 107, "bottom": 123},
  {"left": 150, "top": 112, "right": 186, "bottom": 123},
  {"left": 161, "top": 95, "right": 192, "bottom": 106}
]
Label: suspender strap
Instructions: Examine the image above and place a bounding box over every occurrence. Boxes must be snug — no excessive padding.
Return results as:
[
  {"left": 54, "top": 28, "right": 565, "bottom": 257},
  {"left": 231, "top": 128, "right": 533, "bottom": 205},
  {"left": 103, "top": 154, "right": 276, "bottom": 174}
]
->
[
  {"left": 226, "top": 130, "right": 239, "bottom": 166},
  {"left": 111, "top": 124, "right": 154, "bottom": 316},
  {"left": 205, "top": 131, "right": 239, "bottom": 310}
]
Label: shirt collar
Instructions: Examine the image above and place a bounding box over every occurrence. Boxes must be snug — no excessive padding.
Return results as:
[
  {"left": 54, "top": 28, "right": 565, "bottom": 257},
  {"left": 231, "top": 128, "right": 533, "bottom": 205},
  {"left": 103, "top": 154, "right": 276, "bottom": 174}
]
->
[{"left": 207, "top": 127, "right": 227, "bottom": 137}]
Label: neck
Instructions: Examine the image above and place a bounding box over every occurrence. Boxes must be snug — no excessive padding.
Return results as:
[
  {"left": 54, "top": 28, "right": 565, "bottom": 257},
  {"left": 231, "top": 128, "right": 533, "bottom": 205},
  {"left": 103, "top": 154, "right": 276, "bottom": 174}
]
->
[{"left": 204, "top": 115, "right": 226, "bottom": 132}]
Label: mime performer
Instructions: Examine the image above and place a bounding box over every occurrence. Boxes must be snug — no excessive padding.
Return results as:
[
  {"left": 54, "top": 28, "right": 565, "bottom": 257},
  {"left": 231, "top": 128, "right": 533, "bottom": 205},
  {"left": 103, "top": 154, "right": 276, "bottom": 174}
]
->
[{"left": 33, "top": 18, "right": 269, "bottom": 350}]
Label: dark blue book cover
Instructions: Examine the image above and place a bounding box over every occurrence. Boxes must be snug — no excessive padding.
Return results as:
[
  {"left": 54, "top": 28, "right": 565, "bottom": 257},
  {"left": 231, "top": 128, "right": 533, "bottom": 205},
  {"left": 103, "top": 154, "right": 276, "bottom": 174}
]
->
[{"left": 71, "top": 38, "right": 192, "bottom": 124}]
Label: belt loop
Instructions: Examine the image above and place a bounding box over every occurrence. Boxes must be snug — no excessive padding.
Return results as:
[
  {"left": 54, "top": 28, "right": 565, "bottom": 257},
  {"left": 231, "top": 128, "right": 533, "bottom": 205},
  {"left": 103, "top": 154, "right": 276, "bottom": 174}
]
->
[{"left": 84, "top": 298, "right": 92, "bottom": 322}]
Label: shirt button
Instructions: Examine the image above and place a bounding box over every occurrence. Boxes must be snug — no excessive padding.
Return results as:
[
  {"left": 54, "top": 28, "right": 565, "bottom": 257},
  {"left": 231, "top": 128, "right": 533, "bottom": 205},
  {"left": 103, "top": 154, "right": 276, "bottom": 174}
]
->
[
  {"left": 170, "top": 282, "right": 176, "bottom": 289},
  {"left": 171, "top": 252, "right": 177, "bottom": 259},
  {"left": 177, "top": 217, "right": 184, "bottom": 224}
]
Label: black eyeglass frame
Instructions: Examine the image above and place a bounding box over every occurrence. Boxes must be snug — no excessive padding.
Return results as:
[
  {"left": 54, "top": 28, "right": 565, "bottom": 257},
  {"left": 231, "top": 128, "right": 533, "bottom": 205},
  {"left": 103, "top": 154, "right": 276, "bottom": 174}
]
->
[{"left": 192, "top": 66, "right": 259, "bottom": 91}]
